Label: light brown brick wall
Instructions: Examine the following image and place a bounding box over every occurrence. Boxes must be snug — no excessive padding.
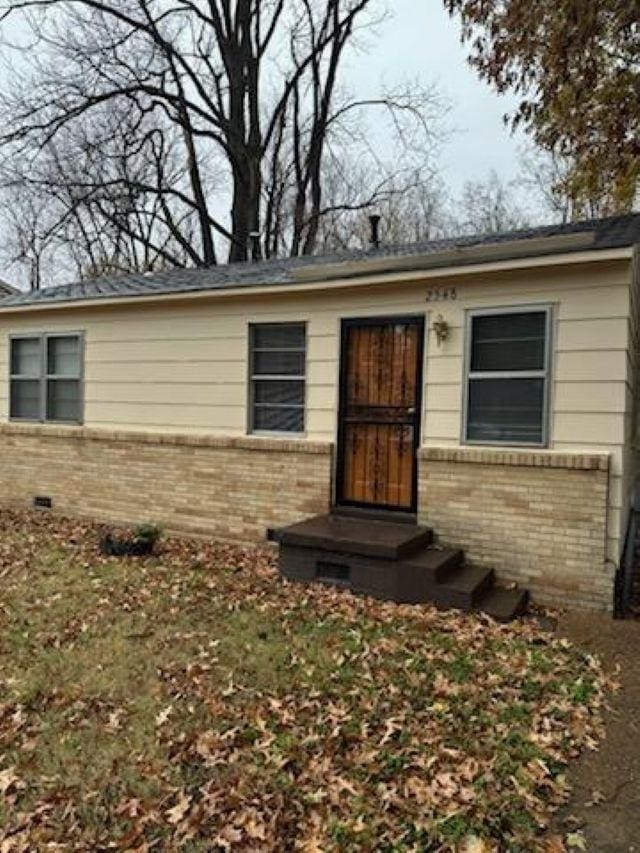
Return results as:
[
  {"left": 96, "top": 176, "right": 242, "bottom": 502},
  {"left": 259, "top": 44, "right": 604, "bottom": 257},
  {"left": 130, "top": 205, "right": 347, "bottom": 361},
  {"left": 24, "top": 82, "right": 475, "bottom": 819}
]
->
[
  {"left": 0, "top": 424, "right": 332, "bottom": 541},
  {"left": 0, "top": 424, "right": 617, "bottom": 610},
  {"left": 419, "top": 447, "right": 613, "bottom": 611}
]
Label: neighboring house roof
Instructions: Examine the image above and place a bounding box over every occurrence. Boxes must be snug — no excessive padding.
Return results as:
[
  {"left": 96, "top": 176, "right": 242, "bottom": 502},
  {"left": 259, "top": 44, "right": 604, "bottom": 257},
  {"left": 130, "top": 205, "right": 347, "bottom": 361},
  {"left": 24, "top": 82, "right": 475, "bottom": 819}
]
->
[
  {"left": 0, "top": 212, "right": 639, "bottom": 310},
  {"left": 0, "top": 279, "right": 18, "bottom": 295}
]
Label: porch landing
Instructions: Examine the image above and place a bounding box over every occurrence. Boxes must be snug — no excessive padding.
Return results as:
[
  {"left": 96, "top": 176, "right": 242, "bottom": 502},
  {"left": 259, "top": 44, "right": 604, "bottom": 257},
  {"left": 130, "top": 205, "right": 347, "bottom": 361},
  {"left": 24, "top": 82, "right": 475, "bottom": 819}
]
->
[{"left": 278, "top": 513, "right": 529, "bottom": 622}]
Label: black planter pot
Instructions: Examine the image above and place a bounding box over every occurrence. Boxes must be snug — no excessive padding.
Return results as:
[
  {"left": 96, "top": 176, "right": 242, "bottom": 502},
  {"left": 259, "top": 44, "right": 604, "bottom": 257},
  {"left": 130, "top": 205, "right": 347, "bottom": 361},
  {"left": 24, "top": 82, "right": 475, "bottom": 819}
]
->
[{"left": 100, "top": 533, "right": 156, "bottom": 558}]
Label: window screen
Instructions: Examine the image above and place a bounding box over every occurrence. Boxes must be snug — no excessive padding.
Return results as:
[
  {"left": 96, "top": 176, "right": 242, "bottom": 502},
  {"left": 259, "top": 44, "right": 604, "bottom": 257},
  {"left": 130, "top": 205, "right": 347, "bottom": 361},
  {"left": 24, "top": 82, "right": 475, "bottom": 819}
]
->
[
  {"left": 465, "top": 310, "right": 549, "bottom": 445},
  {"left": 10, "top": 334, "right": 83, "bottom": 423},
  {"left": 10, "top": 338, "right": 41, "bottom": 420},
  {"left": 250, "top": 324, "right": 305, "bottom": 433}
]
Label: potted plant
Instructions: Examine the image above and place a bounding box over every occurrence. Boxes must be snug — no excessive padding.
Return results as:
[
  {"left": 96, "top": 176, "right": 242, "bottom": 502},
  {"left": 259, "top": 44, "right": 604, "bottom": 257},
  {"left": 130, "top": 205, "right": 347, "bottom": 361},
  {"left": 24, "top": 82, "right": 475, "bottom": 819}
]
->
[{"left": 100, "top": 523, "right": 161, "bottom": 557}]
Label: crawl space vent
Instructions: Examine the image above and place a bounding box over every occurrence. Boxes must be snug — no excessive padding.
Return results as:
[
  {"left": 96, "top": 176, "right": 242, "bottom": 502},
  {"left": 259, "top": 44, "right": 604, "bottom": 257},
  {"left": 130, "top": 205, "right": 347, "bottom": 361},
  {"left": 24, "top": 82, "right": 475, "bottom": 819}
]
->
[{"left": 316, "top": 561, "right": 351, "bottom": 586}]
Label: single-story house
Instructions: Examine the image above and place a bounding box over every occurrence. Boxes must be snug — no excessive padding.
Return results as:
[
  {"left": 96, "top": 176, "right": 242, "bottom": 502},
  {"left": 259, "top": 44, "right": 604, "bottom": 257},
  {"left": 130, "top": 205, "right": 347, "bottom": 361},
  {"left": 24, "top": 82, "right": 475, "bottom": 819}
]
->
[{"left": 0, "top": 213, "right": 639, "bottom": 613}]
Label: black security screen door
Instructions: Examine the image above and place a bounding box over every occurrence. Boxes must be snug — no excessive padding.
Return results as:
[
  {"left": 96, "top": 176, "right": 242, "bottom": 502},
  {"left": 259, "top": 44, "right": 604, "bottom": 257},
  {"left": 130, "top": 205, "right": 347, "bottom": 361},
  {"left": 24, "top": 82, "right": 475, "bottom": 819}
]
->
[{"left": 337, "top": 316, "right": 424, "bottom": 512}]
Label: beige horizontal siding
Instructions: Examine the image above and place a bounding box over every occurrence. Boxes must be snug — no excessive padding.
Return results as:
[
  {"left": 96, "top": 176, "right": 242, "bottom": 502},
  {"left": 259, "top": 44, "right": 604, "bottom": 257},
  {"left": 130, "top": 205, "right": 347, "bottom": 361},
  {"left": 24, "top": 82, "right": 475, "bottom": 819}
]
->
[
  {"left": 87, "top": 382, "right": 245, "bottom": 406},
  {"left": 424, "top": 355, "right": 463, "bottom": 386},
  {"left": 619, "top": 248, "right": 640, "bottom": 555},
  {"left": 555, "top": 350, "right": 628, "bottom": 382},
  {"left": 556, "top": 317, "right": 628, "bottom": 350},
  {"left": 88, "top": 402, "right": 247, "bottom": 431},
  {"left": 424, "top": 384, "right": 463, "bottom": 412},
  {"left": 554, "top": 381, "right": 627, "bottom": 413},
  {"left": 0, "top": 255, "right": 634, "bottom": 567},
  {"left": 553, "top": 413, "right": 625, "bottom": 444},
  {"left": 0, "top": 263, "right": 631, "bottom": 446},
  {"left": 423, "top": 411, "right": 461, "bottom": 443}
]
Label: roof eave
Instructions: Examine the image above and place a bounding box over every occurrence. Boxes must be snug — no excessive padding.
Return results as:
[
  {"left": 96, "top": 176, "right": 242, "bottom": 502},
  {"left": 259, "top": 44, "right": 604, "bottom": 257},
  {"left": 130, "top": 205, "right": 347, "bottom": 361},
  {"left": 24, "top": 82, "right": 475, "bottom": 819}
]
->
[
  {"left": 291, "top": 230, "right": 600, "bottom": 282},
  {"left": 0, "top": 243, "right": 633, "bottom": 316}
]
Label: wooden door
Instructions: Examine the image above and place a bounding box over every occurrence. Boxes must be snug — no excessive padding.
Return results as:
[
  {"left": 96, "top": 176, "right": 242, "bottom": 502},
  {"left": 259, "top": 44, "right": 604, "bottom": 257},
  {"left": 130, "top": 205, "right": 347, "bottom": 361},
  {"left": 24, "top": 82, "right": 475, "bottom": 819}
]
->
[{"left": 337, "top": 316, "right": 424, "bottom": 512}]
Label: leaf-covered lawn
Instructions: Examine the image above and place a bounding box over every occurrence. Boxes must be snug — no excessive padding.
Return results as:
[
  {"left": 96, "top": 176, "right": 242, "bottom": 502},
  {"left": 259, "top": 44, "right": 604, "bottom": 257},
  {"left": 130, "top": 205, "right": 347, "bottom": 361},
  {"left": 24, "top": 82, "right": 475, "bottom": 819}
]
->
[{"left": 0, "top": 510, "right": 609, "bottom": 851}]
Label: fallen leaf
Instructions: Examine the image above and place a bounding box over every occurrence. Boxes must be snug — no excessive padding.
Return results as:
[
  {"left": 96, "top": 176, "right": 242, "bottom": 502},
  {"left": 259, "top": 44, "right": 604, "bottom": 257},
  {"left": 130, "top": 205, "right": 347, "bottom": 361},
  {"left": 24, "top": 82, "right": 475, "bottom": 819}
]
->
[
  {"left": 585, "top": 788, "right": 605, "bottom": 807},
  {"left": 566, "top": 832, "right": 587, "bottom": 850},
  {"left": 0, "top": 767, "right": 19, "bottom": 795},
  {"left": 166, "top": 792, "right": 191, "bottom": 825},
  {"left": 461, "top": 836, "right": 491, "bottom": 853},
  {"left": 155, "top": 705, "right": 173, "bottom": 727}
]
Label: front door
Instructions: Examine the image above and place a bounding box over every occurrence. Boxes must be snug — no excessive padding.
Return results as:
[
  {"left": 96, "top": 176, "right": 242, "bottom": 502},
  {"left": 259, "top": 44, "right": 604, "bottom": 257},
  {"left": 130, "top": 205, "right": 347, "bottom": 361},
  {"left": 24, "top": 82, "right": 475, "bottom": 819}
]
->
[{"left": 336, "top": 316, "right": 424, "bottom": 512}]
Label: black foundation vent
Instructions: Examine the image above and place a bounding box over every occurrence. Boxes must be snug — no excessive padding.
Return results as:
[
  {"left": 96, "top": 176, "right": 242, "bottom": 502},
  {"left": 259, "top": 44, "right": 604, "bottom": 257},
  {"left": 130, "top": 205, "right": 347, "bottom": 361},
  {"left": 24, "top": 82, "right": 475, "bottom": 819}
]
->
[
  {"left": 316, "top": 561, "right": 351, "bottom": 586},
  {"left": 266, "top": 527, "right": 281, "bottom": 543},
  {"left": 33, "top": 496, "right": 52, "bottom": 509}
]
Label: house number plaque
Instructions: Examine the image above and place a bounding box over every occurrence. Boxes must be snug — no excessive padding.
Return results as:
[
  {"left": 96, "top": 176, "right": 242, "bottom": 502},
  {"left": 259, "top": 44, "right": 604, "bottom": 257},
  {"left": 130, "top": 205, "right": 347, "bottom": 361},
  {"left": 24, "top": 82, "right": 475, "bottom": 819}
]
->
[{"left": 426, "top": 286, "right": 457, "bottom": 302}]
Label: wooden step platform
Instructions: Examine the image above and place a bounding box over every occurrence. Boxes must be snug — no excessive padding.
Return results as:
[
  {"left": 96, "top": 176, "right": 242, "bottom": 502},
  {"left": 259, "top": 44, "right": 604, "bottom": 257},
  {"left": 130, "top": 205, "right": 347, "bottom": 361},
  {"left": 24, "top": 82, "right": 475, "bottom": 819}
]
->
[{"left": 277, "top": 513, "right": 528, "bottom": 622}]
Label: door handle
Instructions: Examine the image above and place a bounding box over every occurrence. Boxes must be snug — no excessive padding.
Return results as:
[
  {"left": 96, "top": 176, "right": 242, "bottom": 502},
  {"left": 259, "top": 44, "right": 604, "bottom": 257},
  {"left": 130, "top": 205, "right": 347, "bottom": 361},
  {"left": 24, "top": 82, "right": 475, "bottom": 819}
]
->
[{"left": 408, "top": 407, "right": 416, "bottom": 415}]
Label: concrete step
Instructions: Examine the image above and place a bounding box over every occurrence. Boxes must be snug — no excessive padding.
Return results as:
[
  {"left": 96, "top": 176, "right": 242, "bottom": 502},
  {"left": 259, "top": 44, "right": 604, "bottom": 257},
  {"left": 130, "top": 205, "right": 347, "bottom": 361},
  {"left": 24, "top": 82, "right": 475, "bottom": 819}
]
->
[
  {"left": 276, "top": 513, "right": 529, "bottom": 621},
  {"left": 278, "top": 513, "right": 433, "bottom": 560},
  {"left": 433, "top": 565, "right": 496, "bottom": 610},
  {"left": 477, "top": 586, "right": 530, "bottom": 622},
  {"left": 403, "top": 547, "right": 464, "bottom": 583},
  {"left": 331, "top": 506, "right": 417, "bottom": 525}
]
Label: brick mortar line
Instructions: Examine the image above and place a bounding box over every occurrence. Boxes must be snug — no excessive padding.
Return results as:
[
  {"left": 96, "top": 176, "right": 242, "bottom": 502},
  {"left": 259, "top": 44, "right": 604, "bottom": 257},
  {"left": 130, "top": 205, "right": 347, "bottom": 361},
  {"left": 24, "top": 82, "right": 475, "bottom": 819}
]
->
[
  {"left": 420, "top": 447, "right": 610, "bottom": 471},
  {"left": 0, "top": 423, "right": 333, "bottom": 456}
]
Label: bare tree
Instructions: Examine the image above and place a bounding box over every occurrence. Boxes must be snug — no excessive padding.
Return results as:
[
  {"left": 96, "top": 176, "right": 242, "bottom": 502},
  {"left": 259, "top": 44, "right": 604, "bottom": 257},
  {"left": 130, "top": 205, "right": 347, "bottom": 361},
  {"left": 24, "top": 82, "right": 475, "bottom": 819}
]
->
[
  {"left": 517, "top": 146, "right": 636, "bottom": 225},
  {"left": 517, "top": 149, "right": 574, "bottom": 224},
  {"left": 314, "top": 159, "right": 447, "bottom": 252},
  {"left": 0, "top": 0, "right": 443, "bottom": 286},
  {"left": 448, "top": 170, "right": 530, "bottom": 235},
  {"left": 0, "top": 98, "right": 205, "bottom": 282},
  {"left": 0, "top": 179, "right": 60, "bottom": 290}
]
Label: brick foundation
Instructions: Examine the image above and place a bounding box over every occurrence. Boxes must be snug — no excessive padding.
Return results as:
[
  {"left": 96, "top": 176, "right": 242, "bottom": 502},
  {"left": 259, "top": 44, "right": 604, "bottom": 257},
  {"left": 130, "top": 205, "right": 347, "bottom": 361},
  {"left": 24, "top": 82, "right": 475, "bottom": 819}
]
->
[
  {"left": 0, "top": 424, "right": 616, "bottom": 610},
  {"left": 419, "top": 447, "right": 613, "bottom": 611},
  {"left": 0, "top": 424, "right": 332, "bottom": 541}
]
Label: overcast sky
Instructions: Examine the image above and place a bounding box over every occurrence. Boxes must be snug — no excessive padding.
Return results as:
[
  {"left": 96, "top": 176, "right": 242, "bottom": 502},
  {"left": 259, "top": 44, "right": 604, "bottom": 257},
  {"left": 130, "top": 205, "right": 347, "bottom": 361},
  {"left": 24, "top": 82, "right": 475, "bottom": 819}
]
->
[
  {"left": 350, "top": 0, "right": 525, "bottom": 194},
  {"left": 0, "top": 1, "right": 525, "bottom": 194},
  {"left": 0, "top": 1, "right": 529, "bottom": 288}
]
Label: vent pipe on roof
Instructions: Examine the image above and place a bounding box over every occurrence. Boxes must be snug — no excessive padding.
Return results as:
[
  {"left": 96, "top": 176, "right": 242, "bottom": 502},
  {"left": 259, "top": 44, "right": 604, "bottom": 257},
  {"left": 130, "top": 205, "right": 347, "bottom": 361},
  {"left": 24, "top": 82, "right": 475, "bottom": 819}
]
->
[
  {"left": 369, "top": 214, "right": 381, "bottom": 250},
  {"left": 249, "top": 231, "right": 261, "bottom": 262}
]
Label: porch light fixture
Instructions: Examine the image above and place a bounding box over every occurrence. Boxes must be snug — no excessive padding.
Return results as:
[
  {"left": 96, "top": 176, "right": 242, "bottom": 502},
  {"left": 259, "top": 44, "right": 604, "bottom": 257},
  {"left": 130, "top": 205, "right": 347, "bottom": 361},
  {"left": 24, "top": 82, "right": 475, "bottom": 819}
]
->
[{"left": 432, "top": 314, "right": 450, "bottom": 346}]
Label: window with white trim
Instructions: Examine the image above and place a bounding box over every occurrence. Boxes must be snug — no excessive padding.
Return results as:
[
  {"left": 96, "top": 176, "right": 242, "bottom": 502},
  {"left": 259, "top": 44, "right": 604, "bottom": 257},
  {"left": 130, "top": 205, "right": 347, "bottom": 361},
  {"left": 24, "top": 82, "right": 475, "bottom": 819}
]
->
[
  {"left": 249, "top": 323, "right": 306, "bottom": 433},
  {"left": 464, "top": 308, "right": 550, "bottom": 445},
  {"left": 10, "top": 333, "right": 83, "bottom": 423}
]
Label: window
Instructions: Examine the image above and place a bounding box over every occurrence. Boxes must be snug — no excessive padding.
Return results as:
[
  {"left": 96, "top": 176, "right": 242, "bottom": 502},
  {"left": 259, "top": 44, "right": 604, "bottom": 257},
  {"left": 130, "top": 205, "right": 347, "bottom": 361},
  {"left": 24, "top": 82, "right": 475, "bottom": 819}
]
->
[
  {"left": 464, "top": 308, "right": 550, "bottom": 445},
  {"left": 249, "top": 323, "right": 305, "bottom": 433},
  {"left": 10, "top": 333, "right": 83, "bottom": 423}
]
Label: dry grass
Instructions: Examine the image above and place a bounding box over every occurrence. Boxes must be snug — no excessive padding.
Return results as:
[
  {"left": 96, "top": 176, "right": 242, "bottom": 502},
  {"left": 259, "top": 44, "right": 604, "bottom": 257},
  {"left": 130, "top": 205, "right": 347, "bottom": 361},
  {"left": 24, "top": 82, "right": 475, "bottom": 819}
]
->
[{"left": 0, "top": 510, "right": 610, "bottom": 851}]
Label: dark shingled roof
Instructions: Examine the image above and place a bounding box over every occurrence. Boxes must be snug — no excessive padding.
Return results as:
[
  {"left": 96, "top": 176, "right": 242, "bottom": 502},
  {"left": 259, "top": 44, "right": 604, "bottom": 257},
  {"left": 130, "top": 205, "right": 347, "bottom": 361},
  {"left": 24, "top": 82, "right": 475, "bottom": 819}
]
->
[{"left": 1, "top": 212, "right": 639, "bottom": 309}]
